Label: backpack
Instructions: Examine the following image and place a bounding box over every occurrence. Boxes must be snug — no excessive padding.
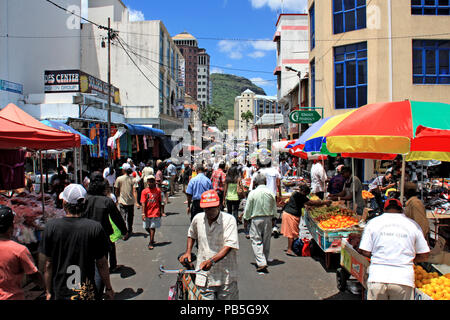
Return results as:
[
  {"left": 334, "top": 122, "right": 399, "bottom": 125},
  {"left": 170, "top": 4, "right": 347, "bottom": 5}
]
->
[
  {"left": 292, "top": 238, "right": 304, "bottom": 256},
  {"left": 237, "top": 180, "right": 246, "bottom": 199}
]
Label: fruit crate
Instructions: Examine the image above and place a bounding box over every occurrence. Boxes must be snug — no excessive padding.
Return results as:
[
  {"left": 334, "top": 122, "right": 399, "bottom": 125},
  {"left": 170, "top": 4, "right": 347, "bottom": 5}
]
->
[
  {"left": 339, "top": 239, "right": 370, "bottom": 289},
  {"left": 304, "top": 210, "right": 363, "bottom": 253}
]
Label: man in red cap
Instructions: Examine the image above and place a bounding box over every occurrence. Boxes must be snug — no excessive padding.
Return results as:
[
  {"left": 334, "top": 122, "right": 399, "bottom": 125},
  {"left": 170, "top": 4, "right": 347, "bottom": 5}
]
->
[
  {"left": 179, "top": 190, "right": 239, "bottom": 300},
  {"left": 359, "top": 198, "right": 430, "bottom": 300}
]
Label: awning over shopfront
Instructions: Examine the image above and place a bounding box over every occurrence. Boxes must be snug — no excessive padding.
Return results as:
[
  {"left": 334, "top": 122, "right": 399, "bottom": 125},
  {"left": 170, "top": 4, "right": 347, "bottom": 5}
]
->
[
  {"left": 41, "top": 120, "right": 93, "bottom": 146},
  {"left": 0, "top": 103, "right": 80, "bottom": 150},
  {"left": 124, "top": 124, "right": 165, "bottom": 136}
]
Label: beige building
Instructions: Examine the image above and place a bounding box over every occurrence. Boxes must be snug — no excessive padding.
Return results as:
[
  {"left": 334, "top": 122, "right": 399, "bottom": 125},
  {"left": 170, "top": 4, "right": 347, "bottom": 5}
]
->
[
  {"left": 308, "top": 0, "right": 450, "bottom": 118},
  {"left": 308, "top": 0, "right": 450, "bottom": 180},
  {"left": 234, "top": 89, "right": 279, "bottom": 140}
]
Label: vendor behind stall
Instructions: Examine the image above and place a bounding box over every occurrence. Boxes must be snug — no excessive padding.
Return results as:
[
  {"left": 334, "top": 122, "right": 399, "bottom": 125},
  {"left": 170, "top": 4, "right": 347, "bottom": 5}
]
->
[
  {"left": 281, "top": 184, "right": 331, "bottom": 256},
  {"left": 328, "top": 166, "right": 365, "bottom": 214},
  {"left": 368, "top": 172, "right": 396, "bottom": 211},
  {"left": 404, "top": 182, "right": 430, "bottom": 241}
]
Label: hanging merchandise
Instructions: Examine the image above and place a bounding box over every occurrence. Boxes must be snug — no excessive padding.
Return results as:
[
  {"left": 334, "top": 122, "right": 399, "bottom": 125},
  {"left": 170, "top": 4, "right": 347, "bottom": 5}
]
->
[
  {"left": 0, "top": 149, "right": 26, "bottom": 190},
  {"left": 89, "top": 123, "right": 98, "bottom": 158},
  {"left": 143, "top": 135, "right": 148, "bottom": 150},
  {"left": 148, "top": 137, "right": 154, "bottom": 148},
  {"left": 136, "top": 135, "right": 140, "bottom": 152},
  {"left": 128, "top": 134, "right": 132, "bottom": 157},
  {"left": 120, "top": 133, "right": 129, "bottom": 158},
  {"left": 153, "top": 138, "right": 160, "bottom": 158}
]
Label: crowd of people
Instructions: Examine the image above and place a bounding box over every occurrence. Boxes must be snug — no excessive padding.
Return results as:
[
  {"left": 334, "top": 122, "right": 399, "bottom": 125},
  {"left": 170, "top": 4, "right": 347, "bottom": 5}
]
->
[{"left": 0, "top": 153, "right": 438, "bottom": 301}]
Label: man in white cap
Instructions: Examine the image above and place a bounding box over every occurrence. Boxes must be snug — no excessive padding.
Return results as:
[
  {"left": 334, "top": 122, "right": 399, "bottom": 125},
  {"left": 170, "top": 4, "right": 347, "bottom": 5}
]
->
[
  {"left": 40, "top": 184, "right": 114, "bottom": 300},
  {"left": 115, "top": 163, "right": 140, "bottom": 239}
]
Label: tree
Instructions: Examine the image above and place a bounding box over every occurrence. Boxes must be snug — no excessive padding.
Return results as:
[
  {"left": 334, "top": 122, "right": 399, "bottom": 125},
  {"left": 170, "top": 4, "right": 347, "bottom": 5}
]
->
[
  {"left": 241, "top": 110, "right": 254, "bottom": 129},
  {"left": 200, "top": 104, "right": 223, "bottom": 127}
]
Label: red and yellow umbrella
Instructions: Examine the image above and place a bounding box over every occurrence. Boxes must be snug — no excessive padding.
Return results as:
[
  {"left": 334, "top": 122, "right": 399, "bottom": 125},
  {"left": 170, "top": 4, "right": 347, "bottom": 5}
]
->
[{"left": 325, "top": 100, "right": 450, "bottom": 161}]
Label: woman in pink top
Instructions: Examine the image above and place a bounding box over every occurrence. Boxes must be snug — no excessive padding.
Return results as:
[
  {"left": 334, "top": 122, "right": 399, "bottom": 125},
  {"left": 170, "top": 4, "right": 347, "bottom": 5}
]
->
[{"left": 0, "top": 205, "right": 44, "bottom": 300}]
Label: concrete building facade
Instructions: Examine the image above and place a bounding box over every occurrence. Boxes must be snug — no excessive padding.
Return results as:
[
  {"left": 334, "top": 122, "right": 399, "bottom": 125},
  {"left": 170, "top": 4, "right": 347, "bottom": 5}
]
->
[
  {"left": 173, "top": 32, "right": 199, "bottom": 101},
  {"left": 273, "top": 13, "right": 310, "bottom": 140},
  {"left": 197, "top": 48, "right": 211, "bottom": 107},
  {"left": 234, "top": 89, "right": 279, "bottom": 140},
  {"left": 82, "top": 0, "right": 184, "bottom": 135},
  {"left": 308, "top": 0, "right": 450, "bottom": 118}
]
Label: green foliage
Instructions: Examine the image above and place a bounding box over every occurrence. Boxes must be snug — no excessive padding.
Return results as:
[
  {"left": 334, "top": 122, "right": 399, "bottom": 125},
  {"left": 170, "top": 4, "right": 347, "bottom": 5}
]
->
[
  {"left": 211, "top": 73, "right": 266, "bottom": 131},
  {"left": 200, "top": 104, "right": 223, "bottom": 127}
]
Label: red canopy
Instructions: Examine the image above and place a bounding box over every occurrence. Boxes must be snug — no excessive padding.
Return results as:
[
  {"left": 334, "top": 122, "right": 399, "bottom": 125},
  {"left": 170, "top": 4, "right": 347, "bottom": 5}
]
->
[{"left": 0, "top": 103, "right": 80, "bottom": 150}]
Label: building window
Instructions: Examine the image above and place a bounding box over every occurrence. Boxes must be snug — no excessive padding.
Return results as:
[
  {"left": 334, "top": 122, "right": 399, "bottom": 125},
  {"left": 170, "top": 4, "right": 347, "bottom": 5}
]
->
[
  {"left": 334, "top": 42, "right": 367, "bottom": 109},
  {"left": 413, "top": 40, "right": 450, "bottom": 84},
  {"left": 310, "top": 3, "right": 315, "bottom": 50},
  {"left": 310, "top": 59, "right": 316, "bottom": 107},
  {"left": 333, "top": 0, "right": 366, "bottom": 34},
  {"left": 411, "top": 0, "right": 450, "bottom": 15}
]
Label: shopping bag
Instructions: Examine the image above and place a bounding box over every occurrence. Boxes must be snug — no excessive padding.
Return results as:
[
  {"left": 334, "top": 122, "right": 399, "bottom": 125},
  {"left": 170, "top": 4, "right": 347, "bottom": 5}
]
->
[
  {"left": 181, "top": 274, "right": 204, "bottom": 300},
  {"left": 292, "top": 238, "right": 304, "bottom": 256},
  {"left": 237, "top": 180, "right": 246, "bottom": 200},
  {"left": 302, "top": 238, "right": 311, "bottom": 257},
  {"left": 109, "top": 216, "right": 122, "bottom": 243}
]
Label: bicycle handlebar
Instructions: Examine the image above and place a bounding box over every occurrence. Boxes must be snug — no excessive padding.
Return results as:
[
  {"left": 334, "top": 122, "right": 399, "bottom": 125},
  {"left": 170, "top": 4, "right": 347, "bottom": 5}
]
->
[{"left": 159, "top": 265, "right": 203, "bottom": 274}]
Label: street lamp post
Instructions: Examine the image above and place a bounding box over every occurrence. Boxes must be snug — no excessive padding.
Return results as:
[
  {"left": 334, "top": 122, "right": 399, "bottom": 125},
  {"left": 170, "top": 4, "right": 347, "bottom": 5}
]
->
[{"left": 286, "top": 66, "right": 302, "bottom": 176}]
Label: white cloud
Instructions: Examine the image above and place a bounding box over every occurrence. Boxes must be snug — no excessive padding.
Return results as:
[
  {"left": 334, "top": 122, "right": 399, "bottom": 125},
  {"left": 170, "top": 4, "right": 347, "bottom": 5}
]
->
[
  {"left": 129, "top": 8, "right": 145, "bottom": 22},
  {"left": 211, "top": 67, "right": 224, "bottom": 74},
  {"left": 218, "top": 39, "right": 275, "bottom": 60},
  {"left": 249, "top": 0, "right": 308, "bottom": 12},
  {"left": 248, "top": 51, "right": 266, "bottom": 58},
  {"left": 250, "top": 39, "right": 276, "bottom": 51},
  {"left": 250, "top": 77, "right": 274, "bottom": 87}
]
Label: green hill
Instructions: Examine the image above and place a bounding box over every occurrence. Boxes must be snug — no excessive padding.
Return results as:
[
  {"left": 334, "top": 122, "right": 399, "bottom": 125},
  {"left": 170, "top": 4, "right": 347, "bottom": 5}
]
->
[{"left": 211, "top": 73, "right": 266, "bottom": 131}]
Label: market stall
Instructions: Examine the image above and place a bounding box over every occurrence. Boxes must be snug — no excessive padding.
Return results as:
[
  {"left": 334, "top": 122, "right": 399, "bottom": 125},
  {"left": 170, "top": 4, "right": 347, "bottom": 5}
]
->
[
  {"left": 0, "top": 103, "right": 80, "bottom": 296},
  {"left": 304, "top": 205, "right": 365, "bottom": 269}
]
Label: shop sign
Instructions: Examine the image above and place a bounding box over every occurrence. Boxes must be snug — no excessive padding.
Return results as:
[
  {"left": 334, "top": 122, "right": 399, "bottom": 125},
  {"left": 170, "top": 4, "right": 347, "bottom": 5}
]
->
[
  {"left": 44, "top": 70, "right": 121, "bottom": 105},
  {"left": 289, "top": 110, "right": 321, "bottom": 124},
  {"left": 0, "top": 79, "right": 23, "bottom": 94}
]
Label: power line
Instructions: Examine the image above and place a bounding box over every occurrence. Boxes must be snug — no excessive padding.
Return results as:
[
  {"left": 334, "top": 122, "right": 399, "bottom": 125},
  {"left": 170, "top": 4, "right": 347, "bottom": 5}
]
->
[{"left": 44, "top": 0, "right": 108, "bottom": 30}]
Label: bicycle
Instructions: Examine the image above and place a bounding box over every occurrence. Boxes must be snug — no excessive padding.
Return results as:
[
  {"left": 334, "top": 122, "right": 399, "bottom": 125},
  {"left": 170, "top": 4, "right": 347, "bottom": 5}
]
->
[{"left": 159, "top": 253, "right": 205, "bottom": 300}]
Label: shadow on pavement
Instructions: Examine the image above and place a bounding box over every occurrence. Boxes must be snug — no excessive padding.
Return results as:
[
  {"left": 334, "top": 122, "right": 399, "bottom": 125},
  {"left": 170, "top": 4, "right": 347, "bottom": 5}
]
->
[
  {"left": 112, "top": 265, "right": 136, "bottom": 279},
  {"left": 114, "top": 288, "right": 144, "bottom": 300},
  {"left": 268, "top": 259, "right": 285, "bottom": 266},
  {"left": 164, "top": 211, "right": 180, "bottom": 216},
  {"left": 130, "top": 232, "right": 148, "bottom": 238},
  {"left": 153, "top": 241, "right": 172, "bottom": 248}
]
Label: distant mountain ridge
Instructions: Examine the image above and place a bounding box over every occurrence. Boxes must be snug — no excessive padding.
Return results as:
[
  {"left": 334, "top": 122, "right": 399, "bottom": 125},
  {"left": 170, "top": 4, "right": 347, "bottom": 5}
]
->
[{"left": 210, "top": 73, "right": 266, "bottom": 131}]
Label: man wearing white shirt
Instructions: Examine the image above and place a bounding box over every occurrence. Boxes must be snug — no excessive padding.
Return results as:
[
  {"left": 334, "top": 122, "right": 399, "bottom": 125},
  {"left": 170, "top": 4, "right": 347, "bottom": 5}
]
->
[
  {"left": 359, "top": 198, "right": 430, "bottom": 300},
  {"left": 103, "top": 166, "right": 116, "bottom": 191},
  {"left": 310, "top": 161, "right": 327, "bottom": 200},
  {"left": 249, "top": 161, "right": 282, "bottom": 236},
  {"left": 250, "top": 161, "right": 282, "bottom": 199}
]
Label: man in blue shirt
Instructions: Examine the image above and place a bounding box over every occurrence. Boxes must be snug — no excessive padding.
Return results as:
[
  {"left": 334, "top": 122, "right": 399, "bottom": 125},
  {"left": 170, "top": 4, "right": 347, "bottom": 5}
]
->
[
  {"left": 186, "top": 165, "right": 213, "bottom": 221},
  {"left": 166, "top": 160, "right": 178, "bottom": 196}
]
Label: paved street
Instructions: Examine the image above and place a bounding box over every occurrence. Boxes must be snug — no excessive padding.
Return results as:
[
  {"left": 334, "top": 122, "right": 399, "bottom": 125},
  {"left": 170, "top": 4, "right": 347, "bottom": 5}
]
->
[{"left": 110, "top": 190, "right": 360, "bottom": 300}]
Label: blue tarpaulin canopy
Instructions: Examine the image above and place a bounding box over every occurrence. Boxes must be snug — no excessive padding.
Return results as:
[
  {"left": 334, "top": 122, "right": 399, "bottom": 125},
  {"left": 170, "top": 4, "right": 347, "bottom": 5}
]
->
[
  {"left": 124, "top": 124, "right": 165, "bottom": 136},
  {"left": 41, "top": 120, "right": 93, "bottom": 146}
]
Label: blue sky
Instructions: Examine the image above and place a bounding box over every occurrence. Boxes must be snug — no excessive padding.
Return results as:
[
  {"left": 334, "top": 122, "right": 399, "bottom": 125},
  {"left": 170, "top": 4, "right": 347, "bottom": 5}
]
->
[{"left": 120, "top": 0, "right": 308, "bottom": 96}]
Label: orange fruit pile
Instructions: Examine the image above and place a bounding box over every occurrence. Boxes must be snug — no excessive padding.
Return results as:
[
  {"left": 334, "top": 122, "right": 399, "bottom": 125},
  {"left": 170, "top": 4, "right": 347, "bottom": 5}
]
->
[
  {"left": 414, "top": 265, "right": 450, "bottom": 300},
  {"left": 318, "top": 215, "right": 359, "bottom": 230},
  {"left": 362, "top": 190, "right": 374, "bottom": 199}
]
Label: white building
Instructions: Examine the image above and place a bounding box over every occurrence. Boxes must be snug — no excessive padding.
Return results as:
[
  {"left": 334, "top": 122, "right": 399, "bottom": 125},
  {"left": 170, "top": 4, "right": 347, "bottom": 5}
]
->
[
  {"left": 82, "top": 0, "right": 185, "bottom": 135},
  {"left": 197, "top": 48, "right": 211, "bottom": 107},
  {"left": 0, "top": 0, "right": 83, "bottom": 108},
  {"left": 234, "top": 89, "right": 279, "bottom": 140}
]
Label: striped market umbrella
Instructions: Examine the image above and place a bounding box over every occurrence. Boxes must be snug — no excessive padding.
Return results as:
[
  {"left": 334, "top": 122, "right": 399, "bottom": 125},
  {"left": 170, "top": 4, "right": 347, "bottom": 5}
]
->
[{"left": 324, "top": 100, "right": 450, "bottom": 161}]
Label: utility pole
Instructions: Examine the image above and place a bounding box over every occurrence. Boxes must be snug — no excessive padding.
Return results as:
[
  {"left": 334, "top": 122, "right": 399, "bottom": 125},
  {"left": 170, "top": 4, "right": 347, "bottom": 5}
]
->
[{"left": 107, "top": 17, "right": 112, "bottom": 165}]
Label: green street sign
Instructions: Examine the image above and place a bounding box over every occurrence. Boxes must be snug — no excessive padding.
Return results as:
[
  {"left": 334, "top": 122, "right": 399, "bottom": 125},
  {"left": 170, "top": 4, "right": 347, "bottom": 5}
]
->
[{"left": 289, "top": 110, "right": 321, "bottom": 124}]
